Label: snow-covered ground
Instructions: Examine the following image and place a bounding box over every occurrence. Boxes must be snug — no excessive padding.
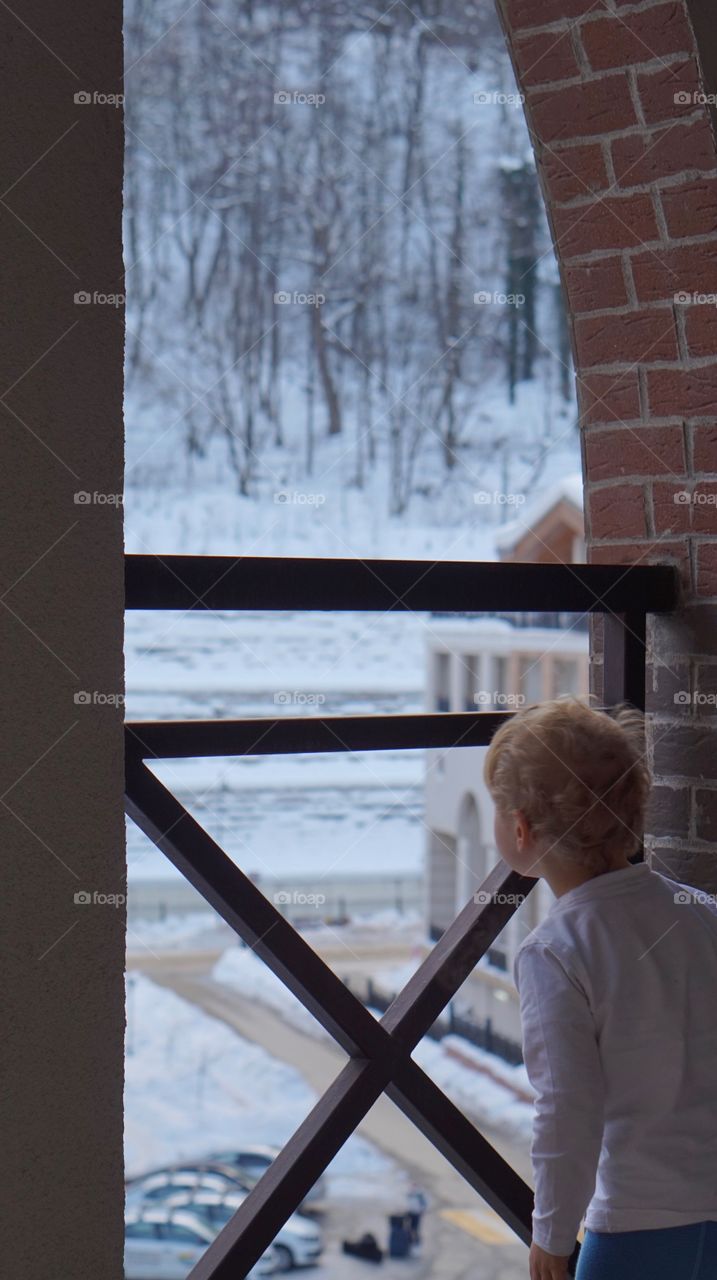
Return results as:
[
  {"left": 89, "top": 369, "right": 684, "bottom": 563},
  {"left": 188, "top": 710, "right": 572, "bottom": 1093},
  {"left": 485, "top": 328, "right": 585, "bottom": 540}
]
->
[
  {"left": 125, "top": 600, "right": 430, "bottom": 885},
  {"left": 126, "top": 911, "right": 234, "bottom": 953},
  {"left": 213, "top": 945, "right": 534, "bottom": 1144},
  {"left": 125, "top": 971, "right": 405, "bottom": 1198},
  {"left": 126, "top": 909, "right": 423, "bottom": 955},
  {"left": 125, "top": 594, "right": 435, "bottom": 886}
]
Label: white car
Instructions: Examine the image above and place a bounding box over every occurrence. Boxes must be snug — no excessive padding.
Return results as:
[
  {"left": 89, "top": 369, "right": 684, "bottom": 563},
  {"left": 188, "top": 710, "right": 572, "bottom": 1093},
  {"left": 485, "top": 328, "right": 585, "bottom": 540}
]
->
[
  {"left": 207, "top": 1148, "right": 326, "bottom": 1206},
  {"left": 124, "top": 1206, "right": 276, "bottom": 1279},
  {"left": 126, "top": 1168, "right": 246, "bottom": 1208},
  {"left": 166, "top": 1190, "right": 323, "bottom": 1270}
]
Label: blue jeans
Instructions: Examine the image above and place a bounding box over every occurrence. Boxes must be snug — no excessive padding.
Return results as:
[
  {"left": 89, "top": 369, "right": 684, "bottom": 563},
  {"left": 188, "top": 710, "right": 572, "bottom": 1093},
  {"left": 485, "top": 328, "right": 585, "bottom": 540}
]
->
[{"left": 576, "top": 1221, "right": 717, "bottom": 1279}]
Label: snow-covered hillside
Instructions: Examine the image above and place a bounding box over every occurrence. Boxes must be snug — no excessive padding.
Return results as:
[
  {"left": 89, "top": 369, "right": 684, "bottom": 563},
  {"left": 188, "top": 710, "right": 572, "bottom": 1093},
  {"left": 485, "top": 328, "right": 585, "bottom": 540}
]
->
[{"left": 123, "top": 0, "right": 579, "bottom": 548}]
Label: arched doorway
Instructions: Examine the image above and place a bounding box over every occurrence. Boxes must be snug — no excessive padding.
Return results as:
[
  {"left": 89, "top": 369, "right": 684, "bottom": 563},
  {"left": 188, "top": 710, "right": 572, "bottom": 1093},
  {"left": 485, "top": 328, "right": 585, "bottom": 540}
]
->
[{"left": 455, "top": 792, "right": 485, "bottom": 911}]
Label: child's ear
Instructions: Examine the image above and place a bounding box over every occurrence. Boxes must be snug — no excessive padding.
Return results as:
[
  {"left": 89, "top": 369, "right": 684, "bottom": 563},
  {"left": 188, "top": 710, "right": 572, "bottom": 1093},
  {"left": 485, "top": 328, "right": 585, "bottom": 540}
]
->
[{"left": 514, "top": 810, "right": 531, "bottom": 850}]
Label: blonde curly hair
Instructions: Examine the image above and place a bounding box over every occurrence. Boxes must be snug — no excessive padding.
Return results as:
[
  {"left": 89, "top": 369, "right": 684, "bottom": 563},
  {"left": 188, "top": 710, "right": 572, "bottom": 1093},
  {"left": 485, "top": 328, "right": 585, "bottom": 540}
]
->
[{"left": 483, "top": 696, "right": 650, "bottom": 873}]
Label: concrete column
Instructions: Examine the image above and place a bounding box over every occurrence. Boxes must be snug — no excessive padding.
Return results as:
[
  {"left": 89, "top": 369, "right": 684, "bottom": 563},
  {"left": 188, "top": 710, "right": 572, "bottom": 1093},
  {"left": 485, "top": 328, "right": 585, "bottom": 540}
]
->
[{"left": 1, "top": 4, "right": 125, "bottom": 1276}]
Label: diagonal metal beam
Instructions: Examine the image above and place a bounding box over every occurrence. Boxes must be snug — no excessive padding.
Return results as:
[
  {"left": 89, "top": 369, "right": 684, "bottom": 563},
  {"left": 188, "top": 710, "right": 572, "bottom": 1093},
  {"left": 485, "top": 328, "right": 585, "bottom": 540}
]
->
[
  {"left": 389, "top": 1058, "right": 535, "bottom": 1244},
  {"left": 189, "top": 1057, "right": 391, "bottom": 1279},
  {"left": 187, "top": 1046, "right": 550, "bottom": 1280},
  {"left": 125, "top": 756, "right": 558, "bottom": 1275},
  {"left": 125, "top": 742, "right": 535, "bottom": 1056},
  {"left": 125, "top": 752, "right": 390, "bottom": 1060},
  {"left": 382, "top": 859, "right": 536, "bottom": 1050},
  {"left": 185, "top": 1047, "right": 549, "bottom": 1280},
  {"left": 125, "top": 748, "right": 533, "bottom": 1061},
  {"left": 388, "top": 1062, "right": 580, "bottom": 1275}
]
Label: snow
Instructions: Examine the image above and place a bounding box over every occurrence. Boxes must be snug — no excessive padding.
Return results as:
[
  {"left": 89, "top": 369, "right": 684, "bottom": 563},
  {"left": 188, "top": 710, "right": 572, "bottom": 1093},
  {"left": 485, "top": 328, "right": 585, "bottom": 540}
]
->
[
  {"left": 125, "top": 476, "right": 505, "bottom": 563},
  {"left": 126, "top": 908, "right": 424, "bottom": 953},
  {"left": 212, "top": 944, "right": 535, "bottom": 1145},
  {"left": 125, "top": 972, "right": 401, "bottom": 1195},
  {"left": 126, "top": 912, "right": 231, "bottom": 952},
  {"left": 415, "top": 1037, "right": 534, "bottom": 1143},
  {"left": 126, "top": 759, "right": 423, "bottom": 884},
  {"left": 213, "top": 944, "right": 329, "bottom": 1037},
  {"left": 124, "top": 381, "right": 580, "bottom": 564},
  {"left": 303, "top": 908, "right": 424, "bottom": 946},
  {"left": 124, "top": 597, "right": 432, "bottom": 885},
  {"left": 125, "top": 608, "right": 428, "bottom": 706}
]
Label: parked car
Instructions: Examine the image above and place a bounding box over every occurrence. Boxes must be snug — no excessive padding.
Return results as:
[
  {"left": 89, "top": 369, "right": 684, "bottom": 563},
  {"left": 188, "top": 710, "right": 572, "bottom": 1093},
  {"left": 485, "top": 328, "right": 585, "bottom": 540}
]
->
[
  {"left": 127, "top": 1161, "right": 252, "bottom": 1190},
  {"left": 165, "top": 1190, "right": 323, "bottom": 1270},
  {"left": 124, "top": 1206, "right": 276, "bottom": 1278},
  {"left": 126, "top": 1166, "right": 250, "bottom": 1208},
  {"left": 207, "top": 1147, "right": 326, "bottom": 1207},
  {"left": 205, "top": 1146, "right": 283, "bottom": 1186}
]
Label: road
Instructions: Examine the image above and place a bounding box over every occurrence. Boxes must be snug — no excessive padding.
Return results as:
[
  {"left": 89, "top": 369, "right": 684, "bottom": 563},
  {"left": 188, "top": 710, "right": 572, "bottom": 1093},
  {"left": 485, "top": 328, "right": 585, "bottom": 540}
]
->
[{"left": 129, "top": 948, "right": 533, "bottom": 1279}]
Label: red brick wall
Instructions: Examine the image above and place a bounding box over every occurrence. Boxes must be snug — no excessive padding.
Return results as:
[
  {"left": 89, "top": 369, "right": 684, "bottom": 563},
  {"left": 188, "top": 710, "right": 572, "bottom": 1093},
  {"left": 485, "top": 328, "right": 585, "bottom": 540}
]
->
[{"left": 498, "top": 0, "right": 717, "bottom": 886}]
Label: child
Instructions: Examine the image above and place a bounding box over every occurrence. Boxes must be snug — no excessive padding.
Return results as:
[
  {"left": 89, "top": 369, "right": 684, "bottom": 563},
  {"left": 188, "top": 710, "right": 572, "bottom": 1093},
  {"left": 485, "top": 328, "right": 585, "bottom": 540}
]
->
[{"left": 484, "top": 696, "right": 717, "bottom": 1280}]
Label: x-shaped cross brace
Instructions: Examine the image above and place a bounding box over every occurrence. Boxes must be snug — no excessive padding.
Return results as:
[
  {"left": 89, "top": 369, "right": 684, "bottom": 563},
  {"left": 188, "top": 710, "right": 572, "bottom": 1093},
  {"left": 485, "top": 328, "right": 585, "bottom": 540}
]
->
[{"left": 125, "top": 730, "right": 579, "bottom": 1278}]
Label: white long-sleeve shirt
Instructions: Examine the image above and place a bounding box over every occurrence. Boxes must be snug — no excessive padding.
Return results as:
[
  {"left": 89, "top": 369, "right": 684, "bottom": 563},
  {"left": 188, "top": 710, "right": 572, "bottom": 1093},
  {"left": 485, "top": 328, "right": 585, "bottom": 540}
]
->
[{"left": 514, "top": 861, "right": 717, "bottom": 1255}]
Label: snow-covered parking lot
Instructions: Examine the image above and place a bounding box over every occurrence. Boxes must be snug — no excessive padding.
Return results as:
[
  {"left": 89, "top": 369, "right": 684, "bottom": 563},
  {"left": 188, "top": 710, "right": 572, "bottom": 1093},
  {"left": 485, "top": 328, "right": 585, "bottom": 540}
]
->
[{"left": 125, "top": 971, "right": 402, "bottom": 1195}]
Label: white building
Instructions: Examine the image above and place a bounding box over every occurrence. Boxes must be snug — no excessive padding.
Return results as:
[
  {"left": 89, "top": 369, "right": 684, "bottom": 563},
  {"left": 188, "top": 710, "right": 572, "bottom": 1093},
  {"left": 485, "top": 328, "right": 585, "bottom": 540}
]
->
[{"left": 423, "top": 475, "right": 589, "bottom": 1050}]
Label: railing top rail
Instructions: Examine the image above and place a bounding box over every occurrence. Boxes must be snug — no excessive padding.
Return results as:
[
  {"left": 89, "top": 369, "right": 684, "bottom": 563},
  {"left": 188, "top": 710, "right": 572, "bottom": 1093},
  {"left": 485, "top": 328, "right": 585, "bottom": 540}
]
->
[
  {"left": 125, "top": 711, "right": 512, "bottom": 760},
  {"left": 125, "top": 554, "right": 679, "bottom": 615}
]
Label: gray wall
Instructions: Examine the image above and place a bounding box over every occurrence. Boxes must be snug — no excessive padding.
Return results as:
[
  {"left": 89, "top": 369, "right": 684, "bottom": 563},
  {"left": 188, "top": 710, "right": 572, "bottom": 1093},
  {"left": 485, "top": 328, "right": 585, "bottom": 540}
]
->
[{"left": 1, "top": 5, "right": 125, "bottom": 1276}]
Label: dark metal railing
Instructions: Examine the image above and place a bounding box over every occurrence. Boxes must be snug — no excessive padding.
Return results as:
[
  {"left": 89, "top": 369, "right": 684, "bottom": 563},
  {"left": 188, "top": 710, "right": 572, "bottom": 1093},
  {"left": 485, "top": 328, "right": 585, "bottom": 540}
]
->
[{"left": 124, "top": 554, "right": 678, "bottom": 1279}]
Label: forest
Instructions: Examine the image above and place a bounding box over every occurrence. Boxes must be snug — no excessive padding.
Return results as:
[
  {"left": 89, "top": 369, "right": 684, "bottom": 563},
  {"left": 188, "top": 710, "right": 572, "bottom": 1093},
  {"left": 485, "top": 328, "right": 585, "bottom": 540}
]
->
[{"left": 123, "top": 0, "right": 575, "bottom": 519}]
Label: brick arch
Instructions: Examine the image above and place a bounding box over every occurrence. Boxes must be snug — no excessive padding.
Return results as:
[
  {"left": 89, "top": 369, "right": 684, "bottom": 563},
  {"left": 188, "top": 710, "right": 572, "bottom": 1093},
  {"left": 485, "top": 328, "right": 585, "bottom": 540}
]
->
[{"left": 497, "top": 0, "right": 717, "bottom": 883}]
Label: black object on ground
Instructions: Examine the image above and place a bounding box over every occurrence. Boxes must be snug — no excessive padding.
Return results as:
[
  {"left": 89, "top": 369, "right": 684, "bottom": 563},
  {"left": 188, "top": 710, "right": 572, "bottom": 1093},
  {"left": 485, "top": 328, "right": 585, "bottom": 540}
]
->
[{"left": 342, "top": 1232, "right": 384, "bottom": 1264}]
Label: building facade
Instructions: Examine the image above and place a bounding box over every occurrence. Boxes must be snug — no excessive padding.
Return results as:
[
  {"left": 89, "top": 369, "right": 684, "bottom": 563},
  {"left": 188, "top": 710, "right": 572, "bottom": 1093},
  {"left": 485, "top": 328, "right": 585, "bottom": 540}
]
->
[{"left": 423, "top": 478, "right": 589, "bottom": 1049}]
